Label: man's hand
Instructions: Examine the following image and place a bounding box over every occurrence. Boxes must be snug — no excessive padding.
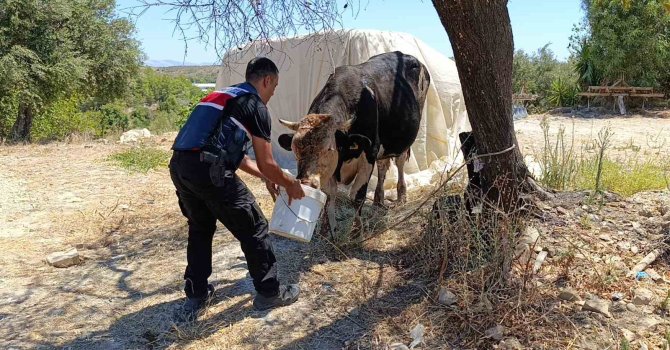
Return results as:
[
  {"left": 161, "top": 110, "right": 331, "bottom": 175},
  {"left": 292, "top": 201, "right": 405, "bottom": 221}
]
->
[
  {"left": 253, "top": 135, "right": 306, "bottom": 205},
  {"left": 265, "top": 179, "right": 279, "bottom": 201},
  {"left": 285, "top": 179, "right": 305, "bottom": 205}
]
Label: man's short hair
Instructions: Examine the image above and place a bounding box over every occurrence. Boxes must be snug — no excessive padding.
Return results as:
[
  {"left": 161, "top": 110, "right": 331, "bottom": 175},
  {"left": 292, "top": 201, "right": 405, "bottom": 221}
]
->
[{"left": 245, "top": 57, "right": 279, "bottom": 82}]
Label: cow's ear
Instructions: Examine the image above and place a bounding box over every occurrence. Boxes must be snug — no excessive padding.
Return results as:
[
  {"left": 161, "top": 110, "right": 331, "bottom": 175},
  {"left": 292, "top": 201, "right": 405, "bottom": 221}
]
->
[
  {"left": 278, "top": 133, "right": 294, "bottom": 151},
  {"left": 348, "top": 134, "right": 372, "bottom": 153},
  {"left": 335, "top": 130, "right": 348, "bottom": 150}
]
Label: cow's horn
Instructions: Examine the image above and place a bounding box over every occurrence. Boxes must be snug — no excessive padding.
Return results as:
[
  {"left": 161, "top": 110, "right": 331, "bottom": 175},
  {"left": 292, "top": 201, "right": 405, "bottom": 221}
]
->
[{"left": 279, "top": 119, "right": 300, "bottom": 131}]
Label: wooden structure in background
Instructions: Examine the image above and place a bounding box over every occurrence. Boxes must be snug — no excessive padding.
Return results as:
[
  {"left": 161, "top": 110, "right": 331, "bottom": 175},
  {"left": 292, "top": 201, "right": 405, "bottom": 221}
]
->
[
  {"left": 578, "top": 84, "right": 665, "bottom": 111},
  {"left": 511, "top": 89, "right": 538, "bottom": 120},
  {"left": 512, "top": 92, "right": 539, "bottom": 102}
]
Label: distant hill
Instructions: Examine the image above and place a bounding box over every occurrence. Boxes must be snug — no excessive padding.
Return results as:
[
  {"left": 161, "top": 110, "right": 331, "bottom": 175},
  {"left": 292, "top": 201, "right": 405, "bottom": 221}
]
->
[
  {"left": 144, "top": 59, "right": 197, "bottom": 67},
  {"left": 152, "top": 65, "right": 220, "bottom": 84}
]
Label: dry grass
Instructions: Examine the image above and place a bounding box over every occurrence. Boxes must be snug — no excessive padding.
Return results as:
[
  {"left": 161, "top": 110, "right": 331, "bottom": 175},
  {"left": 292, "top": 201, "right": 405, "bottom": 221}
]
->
[
  {"left": 304, "top": 169, "right": 574, "bottom": 348},
  {"left": 0, "top": 136, "right": 428, "bottom": 349},
  {"left": 2, "top": 115, "right": 670, "bottom": 349},
  {"left": 391, "top": 188, "right": 545, "bottom": 348},
  {"left": 535, "top": 116, "right": 670, "bottom": 197},
  {"left": 362, "top": 185, "right": 670, "bottom": 349}
]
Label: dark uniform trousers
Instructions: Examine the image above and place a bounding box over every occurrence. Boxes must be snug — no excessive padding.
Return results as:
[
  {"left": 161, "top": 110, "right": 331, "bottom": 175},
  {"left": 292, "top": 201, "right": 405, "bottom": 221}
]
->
[{"left": 169, "top": 150, "right": 279, "bottom": 298}]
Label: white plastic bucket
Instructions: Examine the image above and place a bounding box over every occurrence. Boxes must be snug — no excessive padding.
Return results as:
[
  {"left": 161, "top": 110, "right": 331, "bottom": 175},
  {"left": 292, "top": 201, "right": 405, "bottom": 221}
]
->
[{"left": 268, "top": 184, "right": 327, "bottom": 242}]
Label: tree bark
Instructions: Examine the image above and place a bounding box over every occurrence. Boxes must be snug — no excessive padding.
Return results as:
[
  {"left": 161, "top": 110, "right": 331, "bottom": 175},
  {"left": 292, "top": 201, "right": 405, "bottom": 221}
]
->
[
  {"left": 431, "top": 0, "right": 529, "bottom": 212},
  {"left": 10, "top": 102, "right": 34, "bottom": 143}
]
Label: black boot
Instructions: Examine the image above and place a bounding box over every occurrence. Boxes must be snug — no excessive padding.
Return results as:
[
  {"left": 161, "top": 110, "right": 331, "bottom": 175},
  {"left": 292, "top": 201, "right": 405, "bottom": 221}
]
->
[
  {"left": 174, "top": 284, "right": 215, "bottom": 323},
  {"left": 252, "top": 284, "right": 300, "bottom": 311}
]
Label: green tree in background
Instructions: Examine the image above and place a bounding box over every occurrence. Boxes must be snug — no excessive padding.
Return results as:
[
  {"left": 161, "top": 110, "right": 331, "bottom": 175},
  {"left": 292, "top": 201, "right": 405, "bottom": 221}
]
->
[
  {"left": 127, "top": 67, "right": 204, "bottom": 133},
  {"left": 129, "top": 68, "right": 201, "bottom": 107},
  {"left": 513, "top": 45, "right": 578, "bottom": 109},
  {"left": 571, "top": 0, "right": 670, "bottom": 89},
  {"left": 0, "top": 0, "right": 142, "bottom": 142}
]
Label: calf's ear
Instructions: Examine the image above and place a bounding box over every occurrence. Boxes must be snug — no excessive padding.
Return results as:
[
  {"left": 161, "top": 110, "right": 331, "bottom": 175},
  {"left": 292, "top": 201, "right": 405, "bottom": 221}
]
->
[
  {"left": 348, "top": 134, "right": 372, "bottom": 154},
  {"left": 335, "top": 132, "right": 371, "bottom": 159},
  {"left": 278, "top": 133, "right": 294, "bottom": 151}
]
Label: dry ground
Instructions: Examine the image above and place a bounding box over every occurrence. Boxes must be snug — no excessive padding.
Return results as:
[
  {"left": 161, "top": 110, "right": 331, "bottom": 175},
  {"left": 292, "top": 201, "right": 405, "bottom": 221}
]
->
[
  {"left": 516, "top": 109, "right": 670, "bottom": 162},
  {"left": 0, "top": 111, "right": 669, "bottom": 349}
]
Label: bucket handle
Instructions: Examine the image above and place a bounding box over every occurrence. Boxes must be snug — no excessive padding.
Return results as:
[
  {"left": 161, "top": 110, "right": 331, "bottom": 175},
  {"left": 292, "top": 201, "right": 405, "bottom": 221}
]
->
[{"left": 279, "top": 194, "right": 320, "bottom": 223}]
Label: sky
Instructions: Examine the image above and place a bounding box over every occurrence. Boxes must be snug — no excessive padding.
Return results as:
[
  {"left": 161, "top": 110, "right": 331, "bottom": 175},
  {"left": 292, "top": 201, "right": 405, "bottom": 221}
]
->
[{"left": 115, "top": 0, "right": 584, "bottom": 66}]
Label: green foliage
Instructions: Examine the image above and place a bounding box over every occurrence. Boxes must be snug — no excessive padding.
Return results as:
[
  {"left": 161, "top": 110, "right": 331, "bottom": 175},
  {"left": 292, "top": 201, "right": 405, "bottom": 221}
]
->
[
  {"left": 0, "top": 64, "right": 205, "bottom": 141},
  {"left": 571, "top": 0, "right": 670, "bottom": 88},
  {"left": 130, "top": 68, "right": 201, "bottom": 106},
  {"left": 31, "top": 95, "right": 96, "bottom": 142},
  {"left": 0, "top": 0, "right": 142, "bottom": 141},
  {"left": 0, "top": 1, "right": 228, "bottom": 143},
  {"left": 574, "top": 157, "right": 670, "bottom": 197},
  {"left": 98, "top": 103, "right": 129, "bottom": 137},
  {"left": 175, "top": 89, "right": 208, "bottom": 129},
  {"left": 155, "top": 65, "right": 219, "bottom": 83},
  {"left": 538, "top": 118, "right": 578, "bottom": 190},
  {"left": 513, "top": 45, "right": 579, "bottom": 111},
  {"left": 571, "top": 35, "right": 603, "bottom": 87},
  {"left": 130, "top": 106, "right": 151, "bottom": 129},
  {"left": 548, "top": 78, "right": 580, "bottom": 107},
  {"left": 123, "top": 67, "right": 203, "bottom": 133},
  {"left": 0, "top": 93, "right": 18, "bottom": 140},
  {"left": 109, "top": 147, "right": 171, "bottom": 173}
]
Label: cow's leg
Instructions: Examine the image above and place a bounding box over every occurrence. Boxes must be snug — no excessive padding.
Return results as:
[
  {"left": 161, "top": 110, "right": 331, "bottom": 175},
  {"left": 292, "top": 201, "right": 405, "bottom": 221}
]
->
[
  {"left": 373, "top": 158, "right": 390, "bottom": 207},
  {"left": 349, "top": 160, "right": 374, "bottom": 212},
  {"left": 320, "top": 177, "right": 338, "bottom": 239},
  {"left": 319, "top": 197, "right": 335, "bottom": 238},
  {"left": 396, "top": 149, "right": 410, "bottom": 204},
  {"left": 349, "top": 159, "right": 374, "bottom": 236}
]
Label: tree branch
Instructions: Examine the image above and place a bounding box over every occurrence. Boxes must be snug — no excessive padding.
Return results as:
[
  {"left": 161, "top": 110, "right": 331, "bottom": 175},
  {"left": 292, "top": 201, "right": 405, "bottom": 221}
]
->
[{"left": 129, "top": 0, "right": 354, "bottom": 59}]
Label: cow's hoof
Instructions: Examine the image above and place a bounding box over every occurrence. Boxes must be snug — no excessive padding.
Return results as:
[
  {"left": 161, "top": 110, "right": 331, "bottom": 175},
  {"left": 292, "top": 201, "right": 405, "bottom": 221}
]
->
[{"left": 318, "top": 223, "right": 331, "bottom": 237}]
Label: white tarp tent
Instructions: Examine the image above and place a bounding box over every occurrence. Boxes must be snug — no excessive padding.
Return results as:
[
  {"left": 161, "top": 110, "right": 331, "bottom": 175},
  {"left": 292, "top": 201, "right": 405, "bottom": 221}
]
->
[{"left": 216, "top": 29, "right": 470, "bottom": 196}]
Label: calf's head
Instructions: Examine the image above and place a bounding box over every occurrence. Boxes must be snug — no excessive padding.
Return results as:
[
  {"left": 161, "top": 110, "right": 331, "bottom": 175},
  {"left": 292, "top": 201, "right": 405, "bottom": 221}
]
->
[{"left": 278, "top": 114, "right": 371, "bottom": 189}]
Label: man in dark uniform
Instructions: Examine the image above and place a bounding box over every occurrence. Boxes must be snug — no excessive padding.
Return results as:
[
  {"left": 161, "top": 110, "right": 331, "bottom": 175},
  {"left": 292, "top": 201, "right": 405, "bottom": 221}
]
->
[{"left": 169, "top": 57, "right": 305, "bottom": 321}]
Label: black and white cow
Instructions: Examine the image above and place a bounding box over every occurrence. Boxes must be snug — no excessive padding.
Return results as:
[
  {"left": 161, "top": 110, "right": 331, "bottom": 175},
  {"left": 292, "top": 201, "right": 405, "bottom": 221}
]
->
[{"left": 278, "top": 51, "right": 430, "bottom": 235}]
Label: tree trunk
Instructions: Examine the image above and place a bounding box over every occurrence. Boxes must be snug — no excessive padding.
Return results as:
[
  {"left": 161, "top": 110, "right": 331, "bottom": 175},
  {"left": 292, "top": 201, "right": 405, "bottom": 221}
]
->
[
  {"left": 10, "top": 102, "right": 34, "bottom": 143},
  {"left": 431, "top": 0, "right": 530, "bottom": 212}
]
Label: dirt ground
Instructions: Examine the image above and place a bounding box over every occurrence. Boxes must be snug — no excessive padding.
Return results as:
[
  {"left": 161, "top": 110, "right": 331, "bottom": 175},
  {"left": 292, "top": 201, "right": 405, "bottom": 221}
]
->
[
  {"left": 0, "top": 111, "right": 669, "bottom": 349},
  {"left": 515, "top": 110, "right": 670, "bottom": 161}
]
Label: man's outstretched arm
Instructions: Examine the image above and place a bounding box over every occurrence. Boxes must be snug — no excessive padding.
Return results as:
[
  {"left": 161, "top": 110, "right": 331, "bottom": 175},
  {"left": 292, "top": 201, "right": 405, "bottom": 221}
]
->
[
  {"left": 238, "top": 155, "right": 279, "bottom": 200},
  {"left": 243, "top": 136, "right": 304, "bottom": 203}
]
